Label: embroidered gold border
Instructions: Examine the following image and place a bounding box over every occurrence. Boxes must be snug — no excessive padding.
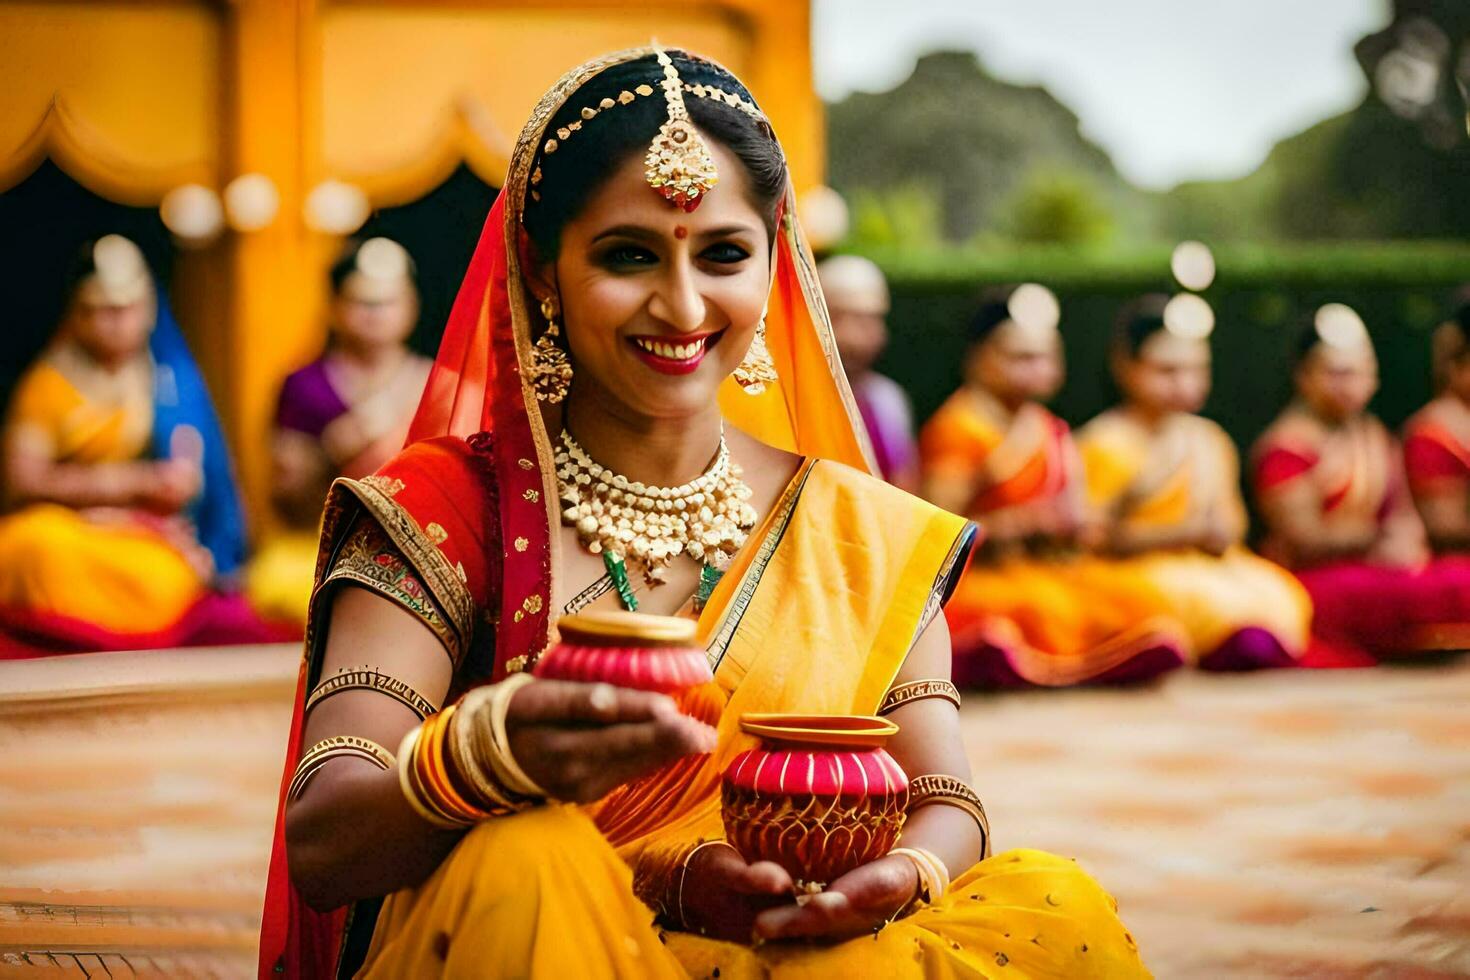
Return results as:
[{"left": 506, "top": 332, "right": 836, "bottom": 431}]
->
[{"left": 303, "top": 476, "right": 476, "bottom": 674}]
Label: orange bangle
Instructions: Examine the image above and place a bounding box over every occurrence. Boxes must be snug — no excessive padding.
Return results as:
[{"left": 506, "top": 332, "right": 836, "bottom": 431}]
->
[{"left": 422, "top": 709, "right": 484, "bottom": 823}]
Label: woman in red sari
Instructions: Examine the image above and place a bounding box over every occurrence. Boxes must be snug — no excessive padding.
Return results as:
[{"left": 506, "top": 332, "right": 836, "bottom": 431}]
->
[
  {"left": 1251, "top": 303, "right": 1470, "bottom": 660},
  {"left": 258, "top": 47, "right": 1147, "bottom": 979},
  {"left": 1404, "top": 299, "right": 1470, "bottom": 557}
]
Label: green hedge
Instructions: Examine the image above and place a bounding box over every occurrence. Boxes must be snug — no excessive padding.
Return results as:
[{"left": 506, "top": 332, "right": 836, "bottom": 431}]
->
[{"left": 855, "top": 242, "right": 1470, "bottom": 452}]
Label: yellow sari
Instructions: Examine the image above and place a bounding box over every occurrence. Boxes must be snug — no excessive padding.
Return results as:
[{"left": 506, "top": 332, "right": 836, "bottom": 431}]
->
[
  {"left": 920, "top": 390, "right": 1185, "bottom": 687},
  {"left": 260, "top": 46, "right": 1148, "bottom": 979},
  {"left": 1077, "top": 410, "right": 1310, "bottom": 667},
  {"left": 357, "top": 460, "right": 1144, "bottom": 978},
  {"left": 0, "top": 346, "right": 203, "bottom": 633}
]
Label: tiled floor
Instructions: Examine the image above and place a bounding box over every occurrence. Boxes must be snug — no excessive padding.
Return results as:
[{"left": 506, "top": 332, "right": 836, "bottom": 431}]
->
[{"left": 1, "top": 646, "right": 1466, "bottom": 978}]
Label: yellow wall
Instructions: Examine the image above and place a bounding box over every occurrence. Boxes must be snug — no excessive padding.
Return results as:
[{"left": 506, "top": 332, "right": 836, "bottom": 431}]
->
[{"left": 0, "top": 0, "right": 822, "bottom": 536}]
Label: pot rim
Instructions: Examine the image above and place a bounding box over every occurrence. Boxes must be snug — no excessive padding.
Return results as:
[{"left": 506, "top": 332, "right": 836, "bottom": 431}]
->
[{"left": 738, "top": 713, "right": 899, "bottom": 747}]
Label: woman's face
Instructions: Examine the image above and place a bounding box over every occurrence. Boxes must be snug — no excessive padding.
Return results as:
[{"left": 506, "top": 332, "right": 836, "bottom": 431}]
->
[
  {"left": 67, "top": 277, "right": 155, "bottom": 365},
  {"left": 1297, "top": 343, "right": 1379, "bottom": 421},
  {"left": 1119, "top": 332, "right": 1212, "bottom": 415},
  {"left": 332, "top": 273, "right": 419, "bottom": 349},
  {"left": 970, "top": 321, "right": 1064, "bottom": 403},
  {"left": 545, "top": 137, "right": 772, "bottom": 422}
]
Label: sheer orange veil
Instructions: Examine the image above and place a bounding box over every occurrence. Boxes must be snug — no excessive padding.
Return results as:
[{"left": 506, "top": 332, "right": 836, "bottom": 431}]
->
[{"left": 259, "top": 45, "right": 873, "bottom": 978}]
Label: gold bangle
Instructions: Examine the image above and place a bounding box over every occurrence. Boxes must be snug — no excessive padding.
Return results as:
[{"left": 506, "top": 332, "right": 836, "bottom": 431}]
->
[
  {"left": 908, "top": 774, "right": 991, "bottom": 858},
  {"left": 675, "top": 840, "right": 735, "bottom": 931},
  {"left": 878, "top": 679, "right": 961, "bottom": 715},
  {"left": 480, "top": 673, "right": 546, "bottom": 799},
  {"left": 288, "top": 735, "right": 396, "bottom": 801},
  {"left": 448, "top": 689, "right": 522, "bottom": 814},
  {"left": 396, "top": 724, "right": 469, "bottom": 829},
  {"left": 305, "top": 666, "right": 440, "bottom": 720},
  {"left": 889, "top": 845, "right": 950, "bottom": 906}
]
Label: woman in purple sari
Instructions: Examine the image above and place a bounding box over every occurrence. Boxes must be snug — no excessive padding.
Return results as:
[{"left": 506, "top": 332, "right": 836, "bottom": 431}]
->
[{"left": 246, "top": 237, "right": 431, "bottom": 623}]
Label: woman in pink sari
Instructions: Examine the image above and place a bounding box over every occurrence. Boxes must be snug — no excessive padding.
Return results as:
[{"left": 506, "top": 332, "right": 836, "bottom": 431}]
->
[
  {"left": 247, "top": 238, "right": 432, "bottom": 623},
  {"left": 1251, "top": 304, "right": 1470, "bottom": 661}
]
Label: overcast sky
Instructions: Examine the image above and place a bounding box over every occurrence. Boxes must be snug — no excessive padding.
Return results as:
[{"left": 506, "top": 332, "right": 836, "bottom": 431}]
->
[{"left": 813, "top": 0, "right": 1390, "bottom": 189}]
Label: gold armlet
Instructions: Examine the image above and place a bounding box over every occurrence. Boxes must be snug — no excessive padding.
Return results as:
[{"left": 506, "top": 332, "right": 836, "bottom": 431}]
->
[
  {"left": 288, "top": 735, "right": 396, "bottom": 802},
  {"left": 879, "top": 679, "right": 961, "bottom": 715},
  {"left": 305, "top": 666, "right": 440, "bottom": 720},
  {"left": 908, "top": 774, "right": 991, "bottom": 858}
]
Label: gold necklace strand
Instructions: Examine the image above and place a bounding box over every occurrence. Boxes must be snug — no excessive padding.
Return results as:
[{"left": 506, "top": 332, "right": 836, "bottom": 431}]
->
[
  {"left": 304, "top": 666, "right": 440, "bottom": 720},
  {"left": 555, "top": 429, "right": 757, "bottom": 585}
]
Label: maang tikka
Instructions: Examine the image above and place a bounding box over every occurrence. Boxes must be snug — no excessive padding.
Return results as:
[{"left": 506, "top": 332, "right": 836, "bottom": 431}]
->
[
  {"left": 530, "top": 296, "right": 573, "bottom": 403},
  {"left": 644, "top": 47, "right": 719, "bottom": 211}
]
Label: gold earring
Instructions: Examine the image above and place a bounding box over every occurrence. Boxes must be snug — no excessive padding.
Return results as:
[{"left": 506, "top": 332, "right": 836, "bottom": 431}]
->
[
  {"left": 530, "top": 296, "right": 573, "bottom": 404},
  {"left": 734, "top": 317, "right": 777, "bottom": 395}
]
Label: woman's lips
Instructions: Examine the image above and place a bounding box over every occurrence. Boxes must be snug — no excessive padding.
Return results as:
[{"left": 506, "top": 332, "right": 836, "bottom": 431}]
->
[{"left": 628, "top": 333, "right": 718, "bottom": 376}]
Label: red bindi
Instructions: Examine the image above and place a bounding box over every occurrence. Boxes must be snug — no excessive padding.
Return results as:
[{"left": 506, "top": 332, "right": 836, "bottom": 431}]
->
[{"left": 673, "top": 225, "right": 689, "bottom": 240}]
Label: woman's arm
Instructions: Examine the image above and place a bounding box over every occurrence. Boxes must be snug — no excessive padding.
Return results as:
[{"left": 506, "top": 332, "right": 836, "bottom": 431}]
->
[
  {"left": 1415, "top": 486, "right": 1470, "bottom": 551},
  {"left": 286, "top": 584, "right": 716, "bottom": 911},
  {"left": 283, "top": 586, "right": 462, "bottom": 910},
  {"left": 1257, "top": 481, "right": 1378, "bottom": 564}
]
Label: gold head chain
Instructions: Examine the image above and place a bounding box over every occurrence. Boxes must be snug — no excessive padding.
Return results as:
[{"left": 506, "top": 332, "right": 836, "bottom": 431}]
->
[{"left": 531, "top": 46, "right": 766, "bottom": 212}]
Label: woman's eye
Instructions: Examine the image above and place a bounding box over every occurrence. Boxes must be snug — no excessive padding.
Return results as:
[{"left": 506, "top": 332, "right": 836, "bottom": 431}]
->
[
  {"left": 701, "top": 243, "right": 750, "bottom": 265},
  {"left": 602, "top": 245, "right": 657, "bottom": 267}
]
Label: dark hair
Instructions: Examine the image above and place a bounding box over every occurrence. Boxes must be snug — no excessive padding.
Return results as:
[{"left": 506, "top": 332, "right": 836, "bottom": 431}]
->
[
  {"left": 329, "top": 237, "right": 419, "bottom": 295},
  {"left": 1291, "top": 318, "right": 1327, "bottom": 367},
  {"left": 521, "top": 50, "right": 786, "bottom": 262},
  {"left": 1448, "top": 301, "right": 1470, "bottom": 363},
  {"left": 1112, "top": 294, "right": 1171, "bottom": 357},
  {"left": 965, "top": 287, "right": 1019, "bottom": 349}
]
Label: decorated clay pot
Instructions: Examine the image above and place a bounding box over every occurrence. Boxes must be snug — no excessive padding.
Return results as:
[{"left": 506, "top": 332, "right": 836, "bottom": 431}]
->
[
  {"left": 534, "top": 610, "right": 722, "bottom": 842},
  {"left": 722, "top": 714, "right": 909, "bottom": 888}
]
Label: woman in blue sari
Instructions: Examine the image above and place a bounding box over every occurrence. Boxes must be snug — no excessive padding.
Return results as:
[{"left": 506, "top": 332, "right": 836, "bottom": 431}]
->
[{"left": 0, "top": 234, "right": 271, "bottom": 654}]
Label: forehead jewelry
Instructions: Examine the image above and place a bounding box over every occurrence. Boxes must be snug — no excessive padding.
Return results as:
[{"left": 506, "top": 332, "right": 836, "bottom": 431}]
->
[
  {"left": 531, "top": 50, "right": 766, "bottom": 210},
  {"left": 643, "top": 47, "right": 719, "bottom": 211}
]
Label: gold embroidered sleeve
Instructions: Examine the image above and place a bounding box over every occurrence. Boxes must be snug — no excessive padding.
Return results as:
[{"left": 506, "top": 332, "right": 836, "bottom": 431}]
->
[{"left": 320, "top": 515, "right": 458, "bottom": 662}]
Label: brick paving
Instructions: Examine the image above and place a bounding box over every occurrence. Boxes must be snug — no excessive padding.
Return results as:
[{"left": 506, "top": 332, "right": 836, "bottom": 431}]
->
[{"left": 0, "top": 646, "right": 1466, "bottom": 978}]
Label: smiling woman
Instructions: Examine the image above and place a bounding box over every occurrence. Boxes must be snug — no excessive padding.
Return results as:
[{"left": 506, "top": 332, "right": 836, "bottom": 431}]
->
[{"left": 258, "top": 47, "right": 1149, "bottom": 979}]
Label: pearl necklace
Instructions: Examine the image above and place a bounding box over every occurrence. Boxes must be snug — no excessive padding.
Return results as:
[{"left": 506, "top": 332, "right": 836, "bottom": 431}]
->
[{"left": 555, "top": 429, "right": 758, "bottom": 587}]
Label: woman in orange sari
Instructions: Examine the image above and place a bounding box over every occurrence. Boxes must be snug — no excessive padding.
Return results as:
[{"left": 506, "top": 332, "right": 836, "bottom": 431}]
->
[
  {"left": 920, "top": 286, "right": 1186, "bottom": 687},
  {"left": 247, "top": 237, "right": 432, "bottom": 624},
  {"left": 1251, "top": 304, "right": 1470, "bottom": 660},
  {"left": 258, "top": 48, "right": 1148, "bottom": 979},
  {"left": 1077, "top": 295, "right": 1310, "bottom": 670}
]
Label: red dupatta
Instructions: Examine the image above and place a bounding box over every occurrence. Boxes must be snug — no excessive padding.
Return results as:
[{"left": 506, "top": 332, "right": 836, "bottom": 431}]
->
[{"left": 258, "top": 46, "right": 876, "bottom": 978}]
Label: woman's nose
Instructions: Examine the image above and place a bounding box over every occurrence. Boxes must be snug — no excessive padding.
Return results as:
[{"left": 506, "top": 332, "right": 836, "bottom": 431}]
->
[{"left": 647, "top": 259, "right": 708, "bottom": 334}]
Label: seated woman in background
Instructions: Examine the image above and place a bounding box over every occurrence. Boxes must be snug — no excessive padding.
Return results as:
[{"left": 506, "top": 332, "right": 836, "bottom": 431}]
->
[
  {"left": 1076, "top": 294, "right": 1310, "bottom": 671},
  {"left": 1403, "top": 298, "right": 1470, "bottom": 557},
  {"left": 0, "top": 235, "right": 267, "bottom": 655},
  {"left": 246, "top": 237, "right": 432, "bottom": 625},
  {"left": 919, "top": 285, "right": 1185, "bottom": 687},
  {"left": 817, "top": 255, "right": 918, "bottom": 492},
  {"left": 1251, "top": 303, "right": 1470, "bottom": 661}
]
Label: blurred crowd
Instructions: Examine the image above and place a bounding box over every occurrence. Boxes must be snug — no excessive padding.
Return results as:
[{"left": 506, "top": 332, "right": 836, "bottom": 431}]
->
[{"left": 4, "top": 231, "right": 1470, "bottom": 682}]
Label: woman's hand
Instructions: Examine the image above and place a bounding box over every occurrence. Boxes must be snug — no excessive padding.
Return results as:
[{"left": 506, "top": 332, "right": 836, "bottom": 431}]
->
[
  {"left": 752, "top": 853, "right": 920, "bottom": 943},
  {"left": 678, "top": 842, "right": 796, "bottom": 942},
  {"left": 505, "top": 679, "right": 717, "bottom": 803}
]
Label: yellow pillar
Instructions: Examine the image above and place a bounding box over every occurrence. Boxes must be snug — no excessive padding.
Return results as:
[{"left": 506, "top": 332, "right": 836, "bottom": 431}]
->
[{"left": 222, "top": 0, "right": 332, "bottom": 536}]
